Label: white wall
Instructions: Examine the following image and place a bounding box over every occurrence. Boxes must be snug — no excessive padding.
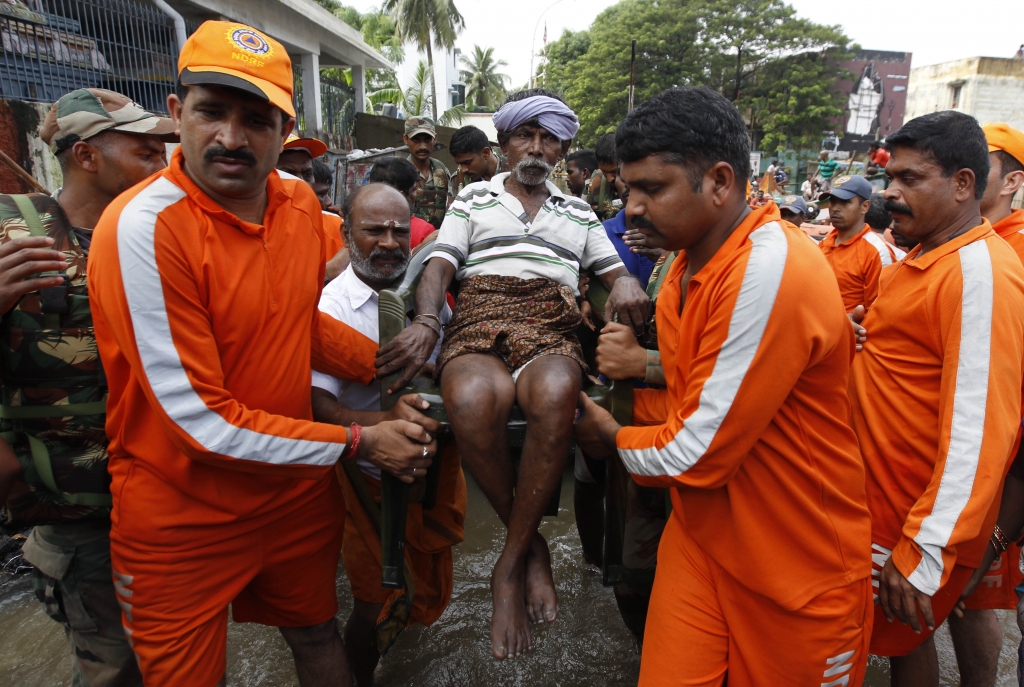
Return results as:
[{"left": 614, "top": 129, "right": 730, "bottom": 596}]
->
[
  {"left": 906, "top": 57, "right": 1024, "bottom": 130},
  {"left": 396, "top": 45, "right": 461, "bottom": 118}
]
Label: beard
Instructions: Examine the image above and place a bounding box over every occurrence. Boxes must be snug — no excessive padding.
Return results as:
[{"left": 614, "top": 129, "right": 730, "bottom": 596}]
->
[
  {"left": 511, "top": 157, "right": 553, "bottom": 186},
  {"left": 349, "top": 240, "right": 408, "bottom": 286}
]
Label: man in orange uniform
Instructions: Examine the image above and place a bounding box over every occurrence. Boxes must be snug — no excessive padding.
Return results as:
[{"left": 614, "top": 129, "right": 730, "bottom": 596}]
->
[
  {"left": 87, "top": 22, "right": 437, "bottom": 687},
  {"left": 276, "top": 133, "right": 348, "bottom": 279},
  {"left": 949, "top": 122, "right": 1024, "bottom": 687},
  {"left": 819, "top": 174, "right": 898, "bottom": 312},
  {"left": 850, "top": 111, "right": 1024, "bottom": 687},
  {"left": 574, "top": 86, "right": 873, "bottom": 687}
]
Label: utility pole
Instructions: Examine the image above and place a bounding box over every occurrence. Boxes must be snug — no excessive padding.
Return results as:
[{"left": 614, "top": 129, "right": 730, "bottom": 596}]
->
[{"left": 628, "top": 39, "right": 636, "bottom": 112}]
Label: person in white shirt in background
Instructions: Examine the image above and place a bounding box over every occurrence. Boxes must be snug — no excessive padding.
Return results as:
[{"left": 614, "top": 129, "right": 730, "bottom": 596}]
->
[{"left": 310, "top": 183, "right": 462, "bottom": 687}]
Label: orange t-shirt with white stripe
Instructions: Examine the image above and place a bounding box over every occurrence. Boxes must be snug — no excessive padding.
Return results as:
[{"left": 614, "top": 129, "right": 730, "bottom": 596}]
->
[
  {"left": 88, "top": 148, "right": 377, "bottom": 548},
  {"left": 993, "top": 209, "right": 1024, "bottom": 258},
  {"left": 819, "top": 225, "right": 898, "bottom": 312},
  {"left": 851, "top": 221, "right": 1024, "bottom": 596},
  {"left": 322, "top": 210, "right": 345, "bottom": 261},
  {"left": 616, "top": 203, "right": 872, "bottom": 611}
]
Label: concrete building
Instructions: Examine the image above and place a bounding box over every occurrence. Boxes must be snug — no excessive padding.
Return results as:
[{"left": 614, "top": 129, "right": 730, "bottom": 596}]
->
[
  {"left": 905, "top": 57, "right": 1024, "bottom": 130},
  {"left": 396, "top": 45, "right": 465, "bottom": 120},
  {"left": 165, "top": 0, "right": 393, "bottom": 135}
]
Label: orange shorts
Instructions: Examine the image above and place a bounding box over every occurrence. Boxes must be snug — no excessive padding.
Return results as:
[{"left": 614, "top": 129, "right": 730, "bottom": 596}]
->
[
  {"left": 869, "top": 542, "right": 973, "bottom": 656},
  {"left": 639, "top": 516, "right": 873, "bottom": 687},
  {"left": 110, "top": 480, "right": 345, "bottom": 687},
  {"left": 963, "top": 544, "right": 1023, "bottom": 611}
]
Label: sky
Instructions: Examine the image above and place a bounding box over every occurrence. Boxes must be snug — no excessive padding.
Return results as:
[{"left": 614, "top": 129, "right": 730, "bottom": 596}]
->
[{"left": 343, "top": 0, "right": 1022, "bottom": 90}]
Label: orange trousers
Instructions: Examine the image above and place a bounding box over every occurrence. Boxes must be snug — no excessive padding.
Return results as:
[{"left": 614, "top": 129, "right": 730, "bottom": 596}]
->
[
  {"left": 110, "top": 480, "right": 344, "bottom": 687},
  {"left": 639, "top": 516, "right": 873, "bottom": 687},
  {"left": 963, "top": 544, "right": 1023, "bottom": 611},
  {"left": 337, "top": 443, "right": 466, "bottom": 627}
]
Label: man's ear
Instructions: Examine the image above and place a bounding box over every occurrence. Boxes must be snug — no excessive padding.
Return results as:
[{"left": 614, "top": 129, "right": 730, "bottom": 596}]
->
[
  {"left": 953, "top": 167, "right": 977, "bottom": 203},
  {"left": 708, "top": 161, "right": 736, "bottom": 207},
  {"left": 71, "top": 140, "right": 100, "bottom": 174},
  {"left": 559, "top": 140, "right": 571, "bottom": 159},
  {"left": 281, "top": 115, "right": 296, "bottom": 140},
  {"left": 167, "top": 94, "right": 184, "bottom": 136},
  {"left": 480, "top": 147, "right": 492, "bottom": 160},
  {"left": 1003, "top": 170, "right": 1024, "bottom": 198}
]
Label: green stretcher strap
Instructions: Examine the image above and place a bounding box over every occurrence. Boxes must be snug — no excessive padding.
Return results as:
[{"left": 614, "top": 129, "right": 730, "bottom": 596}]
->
[
  {"left": 0, "top": 401, "right": 106, "bottom": 419},
  {"left": 1, "top": 430, "right": 112, "bottom": 507},
  {"left": 11, "top": 194, "right": 47, "bottom": 237}
]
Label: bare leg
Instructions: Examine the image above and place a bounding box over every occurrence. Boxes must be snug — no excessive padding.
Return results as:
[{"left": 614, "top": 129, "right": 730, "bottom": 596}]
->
[
  {"left": 948, "top": 608, "right": 1002, "bottom": 687},
  {"left": 441, "top": 354, "right": 521, "bottom": 658},
  {"left": 890, "top": 635, "right": 939, "bottom": 687},
  {"left": 512, "top": 357, "right": 581, "bottom": 629},
  {"left": 343, "top": 599, "right": 384, "bottom": 687},
  {"left": 279, "top": 618, "right": 351, "bottom": 687}
]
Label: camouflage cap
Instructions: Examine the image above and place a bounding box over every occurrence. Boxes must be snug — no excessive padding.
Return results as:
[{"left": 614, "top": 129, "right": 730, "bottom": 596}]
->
[
  {"left": 39, "top": 88, "right": 178, "bottom": 154},
  {"left": 405, "top": 116, "right": 436, "bottom": 139}
]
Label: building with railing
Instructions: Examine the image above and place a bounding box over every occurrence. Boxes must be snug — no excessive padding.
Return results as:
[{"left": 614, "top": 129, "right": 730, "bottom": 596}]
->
[{"left": 0, "top": 0, "right": 390, "bottom": 146}]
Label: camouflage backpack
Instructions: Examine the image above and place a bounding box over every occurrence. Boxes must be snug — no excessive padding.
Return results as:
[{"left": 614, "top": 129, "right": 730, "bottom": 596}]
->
[{"left": 0, "top": 193, "right": 111, "bottom": 527}]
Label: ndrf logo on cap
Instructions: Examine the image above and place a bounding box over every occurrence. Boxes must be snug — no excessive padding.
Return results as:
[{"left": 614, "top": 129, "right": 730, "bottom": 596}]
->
[
  {"left": 178, "top": 20, "right": 296, "bottom": 118},
  {"left": 231, "top": 28, "right": 272, "bottom": 56}
]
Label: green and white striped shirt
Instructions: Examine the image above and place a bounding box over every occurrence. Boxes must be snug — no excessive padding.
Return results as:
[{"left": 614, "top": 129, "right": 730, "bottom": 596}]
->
[{"left": 429, "top": 173, "right": 623, "bottom": 295}]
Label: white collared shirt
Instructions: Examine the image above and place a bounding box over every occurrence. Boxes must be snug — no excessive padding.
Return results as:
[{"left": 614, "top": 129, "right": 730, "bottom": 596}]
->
[
  {"left": 429, "top": 172, "right": 623, "bottom": 294},
  {"left": 311, "top": 267, "right": 450, "bottom": 479}
]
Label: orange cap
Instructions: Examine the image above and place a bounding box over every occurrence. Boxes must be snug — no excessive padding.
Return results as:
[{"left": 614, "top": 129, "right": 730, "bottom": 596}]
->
[
  {"left": 178, "top": 21, "right": 295, "bottom": 118},
  {"left": 283, "top": 133, "right": 327, "bottom": 158},
  {"left": 983, "top": 122, "right": 1024, "bottom": 168}
]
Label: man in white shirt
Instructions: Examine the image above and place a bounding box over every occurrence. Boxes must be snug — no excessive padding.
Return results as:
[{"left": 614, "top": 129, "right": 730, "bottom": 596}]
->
[
  {"left": 375, "top": 89, "right": 650, "bottom": 661},
  {"left": 311, "top": 183, "right": 463, "bottom": 687}
]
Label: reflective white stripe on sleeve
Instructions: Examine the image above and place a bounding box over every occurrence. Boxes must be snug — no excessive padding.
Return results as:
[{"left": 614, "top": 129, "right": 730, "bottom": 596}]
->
[
  {"left": 862, "top": 230, "right": 894, "bottom": 266},
  {"left": 619, "top": 222, "right": 788, "bottom": 477},
  {"left": 117, "top": 177, "right": 344, "bottom": 467},
  {"left": 907, "top": 239, "right": 993, "bottom": 595}
]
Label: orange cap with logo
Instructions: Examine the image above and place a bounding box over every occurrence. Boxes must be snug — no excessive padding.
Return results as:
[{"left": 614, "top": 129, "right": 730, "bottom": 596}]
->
[
  {"left": 984, "top": 123, "right": 1024, "bottom": 168},
  {"left": 177, "top": 21, "right": 296, "bottom": 118}
]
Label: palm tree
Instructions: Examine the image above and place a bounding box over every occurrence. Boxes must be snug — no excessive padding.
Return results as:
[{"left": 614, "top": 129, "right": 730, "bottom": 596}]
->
[
  {"left": 459, "top": 45, "right": 509, "bottom": 110},
  {"left": 365, "top": 60, "right": 464, "bottom": 126},
  {"left": 382, "top": 0, "right": 465, "bottom": 121}
]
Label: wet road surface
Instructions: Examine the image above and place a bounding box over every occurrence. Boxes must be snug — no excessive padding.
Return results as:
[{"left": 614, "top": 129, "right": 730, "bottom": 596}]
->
[{"left": 1, "top": 469, "right": 1021, "bottom": 686}]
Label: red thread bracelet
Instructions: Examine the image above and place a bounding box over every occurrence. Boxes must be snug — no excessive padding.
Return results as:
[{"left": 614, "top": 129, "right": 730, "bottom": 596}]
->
[{"left": 342, "top": 424, "right": 362, "bottom": 460}]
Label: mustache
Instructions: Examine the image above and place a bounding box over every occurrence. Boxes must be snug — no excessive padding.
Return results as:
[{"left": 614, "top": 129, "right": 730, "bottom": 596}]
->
[
  {"left": 204, "top": 145, "right": 256, "bottom": 165},
  {"left": 884, "top": 199, "right": 914, "bottom": 216},
  {"left": 631, "top": 216, "right": 659, "bottom": 233},
  {"left": 367, "top": 247, "right": 407, "bottom": 264},
  {"left": 514, "top": 158, "right": 553, "bottom": 174}
]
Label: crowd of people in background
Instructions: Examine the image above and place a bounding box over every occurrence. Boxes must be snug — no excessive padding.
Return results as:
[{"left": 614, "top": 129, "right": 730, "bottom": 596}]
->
[{"left": 2, "top": 16, "right": 1024, "bottom": 687}]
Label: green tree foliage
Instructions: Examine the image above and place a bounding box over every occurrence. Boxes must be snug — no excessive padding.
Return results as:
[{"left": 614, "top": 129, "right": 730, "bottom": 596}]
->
[
  {"left": 382, "top": 0, "right": 466, "bottom": 121},
  {"left": 459, "top": 45, "right": 509, "bottom": 111},
  {"left": 540, "top": 0, "right": 851, "bottom": 150}
]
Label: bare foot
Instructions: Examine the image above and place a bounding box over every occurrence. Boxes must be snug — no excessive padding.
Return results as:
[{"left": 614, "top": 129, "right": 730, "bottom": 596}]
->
[
  {"left": 525, "top": 534, "right": 558, "bottom": 624},
  {"left": 491, "top": 554, "right": 532, "bottom": 659}
]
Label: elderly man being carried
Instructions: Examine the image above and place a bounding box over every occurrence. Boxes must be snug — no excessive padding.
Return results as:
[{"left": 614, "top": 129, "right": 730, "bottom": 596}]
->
[{"left": 377, "top": 89, "right": 649, "bottom": 660}]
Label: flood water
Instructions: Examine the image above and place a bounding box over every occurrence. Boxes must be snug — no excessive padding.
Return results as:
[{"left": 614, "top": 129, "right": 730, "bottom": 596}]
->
[{"left": 1, "top": 469, "right": 1022, "bottom": 686}]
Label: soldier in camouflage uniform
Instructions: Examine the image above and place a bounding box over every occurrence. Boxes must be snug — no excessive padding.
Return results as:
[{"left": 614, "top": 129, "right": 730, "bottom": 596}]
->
[
  {"left": 0, "top": 88, "right": 175, "bottom": 687},
  {"left": 447, "top": 124, "right": 509, "bottom": 203},
  {"left": 403, "top": 116, "right": 451, "bottom": 229}
]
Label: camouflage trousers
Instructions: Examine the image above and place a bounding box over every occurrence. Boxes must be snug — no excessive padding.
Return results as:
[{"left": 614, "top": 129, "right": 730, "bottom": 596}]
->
[{"left": 21, "top": 522, "right": 141, "bottom": 687}]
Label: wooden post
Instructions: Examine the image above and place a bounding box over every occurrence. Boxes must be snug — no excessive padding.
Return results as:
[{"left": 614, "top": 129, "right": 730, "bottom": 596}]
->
[{"left": 628, "top": 39, "right": 637, "bottom": 112}]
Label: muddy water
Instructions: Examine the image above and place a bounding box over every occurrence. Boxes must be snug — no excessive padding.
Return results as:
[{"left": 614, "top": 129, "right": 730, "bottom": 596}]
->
[{"left": 0, "top": 469, "right": 1021, "bottom": 686}]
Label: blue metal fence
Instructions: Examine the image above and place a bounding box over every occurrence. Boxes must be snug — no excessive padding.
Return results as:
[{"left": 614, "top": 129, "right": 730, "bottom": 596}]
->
[{"left": 0, "top": 0, "right": 189, "bottom": 112}]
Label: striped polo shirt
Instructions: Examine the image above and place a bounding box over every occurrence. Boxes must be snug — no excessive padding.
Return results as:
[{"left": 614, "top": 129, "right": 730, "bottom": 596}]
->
[{"left": 429, "top": 172, "right": 623, "bottom": 295}]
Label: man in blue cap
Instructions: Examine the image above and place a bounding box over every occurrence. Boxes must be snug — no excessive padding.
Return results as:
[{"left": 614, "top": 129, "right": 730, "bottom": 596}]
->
[
  {"left": 778, "top": 194, "right": 809, "bottom": 226},
  {"left": 818, "top": 175, "right": 899, "bottom": 313}
]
